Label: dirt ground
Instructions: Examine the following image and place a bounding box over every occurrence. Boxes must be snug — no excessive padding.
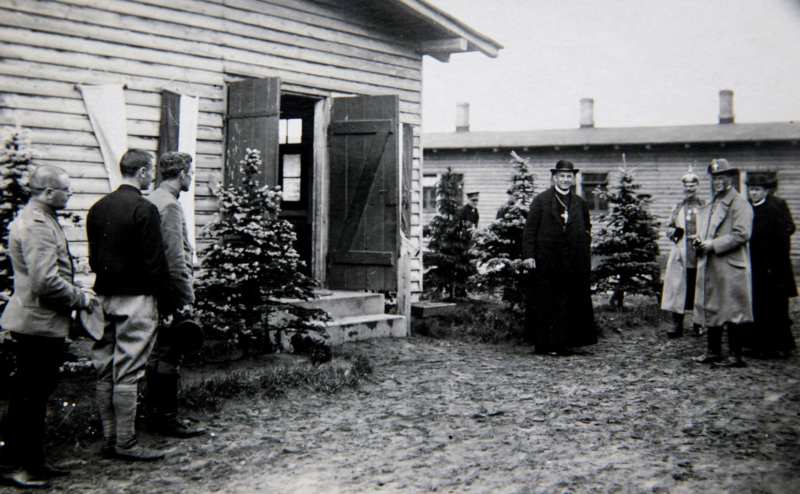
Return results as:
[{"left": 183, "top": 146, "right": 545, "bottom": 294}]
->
[{"left": 6, "top": 314, "right": 800, "bottom": 493}]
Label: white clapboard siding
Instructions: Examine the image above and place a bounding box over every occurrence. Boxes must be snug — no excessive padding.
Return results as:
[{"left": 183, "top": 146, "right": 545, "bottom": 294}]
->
[{"left": 0, "top": 0, "right": 427, "bottom": 297}]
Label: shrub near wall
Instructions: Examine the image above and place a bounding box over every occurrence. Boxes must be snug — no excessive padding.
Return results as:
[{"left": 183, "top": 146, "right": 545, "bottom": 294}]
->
[{"left": 195, "top": 148, "right": 325, "bottom": 355}]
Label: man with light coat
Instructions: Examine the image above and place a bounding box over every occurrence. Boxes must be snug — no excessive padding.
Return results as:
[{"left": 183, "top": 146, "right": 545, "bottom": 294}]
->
[
  {"left": 693, "top": 158, "right": 753, "bottom": 367},
  {"left": 661, "top": 168, "right": 705, "bottom": 338},
  {"left": 0, "top": 166, "right": 97, "bottom": 488}
]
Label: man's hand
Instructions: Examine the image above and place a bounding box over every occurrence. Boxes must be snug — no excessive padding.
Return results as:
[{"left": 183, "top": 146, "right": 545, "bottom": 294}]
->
[
  {"left": 521, "top": 258, "right": 536, "bottom": 270},
  {"left": 694, "top": 239, "right": 713, "bottom": 255},
  {"left": 81, "top": 289, "right": 99, "bottom": 313}
]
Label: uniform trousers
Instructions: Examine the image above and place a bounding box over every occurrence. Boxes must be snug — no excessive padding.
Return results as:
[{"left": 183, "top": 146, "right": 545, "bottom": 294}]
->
[
  {"left": 91, "top": 295, "right": 158, "bottom": 447},
  {"left": 3, "top": 332, "right": 64, "bottom": 470},
  {"left": 92, "top": 295, "right": 158, "bottom": 386}
]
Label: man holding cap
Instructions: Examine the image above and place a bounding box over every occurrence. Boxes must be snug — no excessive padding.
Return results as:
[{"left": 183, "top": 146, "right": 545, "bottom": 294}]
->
[
  {"left": 145, "top": 151, "right": 205, "bottom": 438},
  {"left": 693, "top": 158, "right": 753, "bottom": 367}
]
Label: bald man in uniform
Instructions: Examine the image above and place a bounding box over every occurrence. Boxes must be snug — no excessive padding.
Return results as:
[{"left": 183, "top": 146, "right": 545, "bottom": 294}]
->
[{"left": 0, "top": 166, "right": 97, "bottom": 488}]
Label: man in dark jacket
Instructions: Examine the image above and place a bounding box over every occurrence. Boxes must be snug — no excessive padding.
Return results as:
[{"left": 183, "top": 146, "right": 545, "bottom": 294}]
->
[
  {"left": 87, "top": 149, "right": 172, "bottom": 461},
  {"left": 459, "top": 191, "right": 480, "bottom": 229},
  {"left": 745, "top": 174, "right": 797, "bottom": 356},
  {"left": 0, "top": 166, "right": 97, "bottom": 488},
  {"left": 522, "top": 160, "right": 596, "bottom": 355}
]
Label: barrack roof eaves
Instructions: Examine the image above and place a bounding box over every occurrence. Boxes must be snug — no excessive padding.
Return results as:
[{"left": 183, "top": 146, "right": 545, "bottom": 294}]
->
[{"left": 424, "top": 122, "right": 800, "bottom": 149}]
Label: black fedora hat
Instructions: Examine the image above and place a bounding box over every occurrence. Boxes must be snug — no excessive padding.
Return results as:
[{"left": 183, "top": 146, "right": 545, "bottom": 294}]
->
[
  {"left": 550, "top": 160, "right": 579, "bottom": 174},
  {"left": 745, "top": 174, "right": 775, "bottom": 187}
]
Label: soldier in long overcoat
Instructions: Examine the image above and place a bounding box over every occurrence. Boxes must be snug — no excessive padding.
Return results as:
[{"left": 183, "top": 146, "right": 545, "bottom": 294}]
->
[
  {"left": 522, "top": 160, "right": 596, "bottom": 355},
  {"left": 693, "top": 158, "right": 753, "bottom": 367},
  {"left": 661, "top": 169, "right": 705, "bottom": 337}
]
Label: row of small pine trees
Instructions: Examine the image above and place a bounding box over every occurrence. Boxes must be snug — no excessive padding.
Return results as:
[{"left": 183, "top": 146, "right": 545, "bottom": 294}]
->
[{"left": 423, "top": 152, "right": 662, "bottom": 310}]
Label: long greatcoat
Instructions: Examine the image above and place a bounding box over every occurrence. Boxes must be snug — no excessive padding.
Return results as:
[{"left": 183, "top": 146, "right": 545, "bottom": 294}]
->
[
  {"left": 693, "top": 187, "right": 754, "bottom": 327},
  {"left": 522, "top": 186, "right": 596, "bottom": 351},
  {"left": 661, "top": 198, "right": 704, "bottom": 314}
]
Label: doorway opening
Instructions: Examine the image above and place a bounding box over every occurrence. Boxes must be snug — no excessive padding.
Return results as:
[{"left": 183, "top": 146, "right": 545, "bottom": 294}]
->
[{"left": 279, "top": 94, "right": 317, "bottom": 274}]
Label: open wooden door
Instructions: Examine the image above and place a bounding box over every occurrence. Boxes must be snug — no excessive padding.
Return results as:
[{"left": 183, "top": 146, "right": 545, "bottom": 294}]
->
[
  {"left": 224, "top": 78, "right": 280, "bottom": 187},
  {"left": 328, "top": 95, "right": 400, "bottom": 291}
]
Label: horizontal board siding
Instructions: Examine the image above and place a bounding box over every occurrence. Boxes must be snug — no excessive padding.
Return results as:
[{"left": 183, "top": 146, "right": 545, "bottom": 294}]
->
[
  {"left": 424, "top": 143, "right": 800, "bottom": 271},
  {"left": 0, "top": 0, "right": 425, "bottom": 297}
]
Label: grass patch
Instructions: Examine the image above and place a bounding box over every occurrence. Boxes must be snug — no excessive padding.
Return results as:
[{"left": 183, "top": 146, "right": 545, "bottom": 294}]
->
[
  {"left": 181, "top": 352, "right": 373, "bottom": 411},
  {"left": 419, "top": 300, "right": 525, "bottom": 344},
  {"left": 593, "top": 294, "right": 666, "bottom": 333}
]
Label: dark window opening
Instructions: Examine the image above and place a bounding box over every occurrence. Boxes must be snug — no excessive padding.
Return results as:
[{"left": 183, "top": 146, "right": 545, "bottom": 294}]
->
[
  {"left": 422, "top": 174, "right": 437, "bottom": 212},
  {"left": 582, "top": 172, "right": 608, "bottom": 211}
]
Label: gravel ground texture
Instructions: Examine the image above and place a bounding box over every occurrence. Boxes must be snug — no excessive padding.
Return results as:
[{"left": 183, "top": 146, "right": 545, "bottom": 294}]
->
[{"left": 4, "top": 311, "right": 800, "bottom": 493}]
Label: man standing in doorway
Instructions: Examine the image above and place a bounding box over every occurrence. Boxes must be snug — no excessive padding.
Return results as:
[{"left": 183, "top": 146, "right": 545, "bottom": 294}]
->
[
  {"left": 87, "top": 149, "right": 173, "bottom": 461},
  {"left": 460, "top": 191, "right": 480, "bottom": 230},
  {"left": 0, "top": 166, "right": 97, "bottom": 488},
  {"left": 522, "top": 160, "right": 596, "bottom": 355},
  {"left": 146, "top": 151, "right": 205, "bottom": 438},
  {"left": 693, "top": 158, "right": 753, "bottom": 367}
]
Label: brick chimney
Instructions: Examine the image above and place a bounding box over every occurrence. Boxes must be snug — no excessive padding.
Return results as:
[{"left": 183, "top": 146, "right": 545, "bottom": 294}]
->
[
  {"left": 580, "top": 98, "right": 594, "bottom": 128},
  {"left": 455, "top": 102, "right": 470, "bottom": 133},
  {"left": 719, "top": 89, "right": 734, "bottom": 124}
]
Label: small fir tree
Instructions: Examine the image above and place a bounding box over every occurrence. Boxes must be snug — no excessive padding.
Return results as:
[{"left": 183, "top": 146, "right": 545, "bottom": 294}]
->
[
  {"left": 423, "top": 167, "right": 473, "bottom": 300},
  {"left": 0, "top": 127, "right": 33, "bottom": 313},
  {"left": 592, "top": 157, "right": 661, "bottom": 308},
  {"left": 195, "top": 148, "right": 324, "bottom": 353},
  {"left": 470, "top": 151, "right": 536, "bottom": 312}
]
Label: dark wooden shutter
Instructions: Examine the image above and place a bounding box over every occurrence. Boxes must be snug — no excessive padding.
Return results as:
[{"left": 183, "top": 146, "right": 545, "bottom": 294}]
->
[
  {"left": 401, "top": 123, "right": 413, "bottom": 237},
  {"left": 157, "top": 90, "right": 180, "bottom": 165},
  {"left": 328, "top": 95, "right": 400, "bottom": 291},
  {"left": 224, "top": 78, "right": 280, "bottom": 187}
]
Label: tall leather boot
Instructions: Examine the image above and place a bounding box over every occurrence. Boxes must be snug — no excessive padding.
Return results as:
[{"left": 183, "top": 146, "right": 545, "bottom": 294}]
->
[
  {"left": 149, "top": 373, "right": 205, "bottom": 439},
  {"left": 112, "top": 384, "right": 164, "bottom": 462},
  {"left": 694, "top": 326, "right": 723, "bottom": 363},
  {"left": 667, "top": 313, "right": 684, "bottom": 338},
  {"left": 724, "top": 324, "right": 747, "bottom": 367},
  {"left": 95, "top": 381, "right": 116, "bottom": 457}
]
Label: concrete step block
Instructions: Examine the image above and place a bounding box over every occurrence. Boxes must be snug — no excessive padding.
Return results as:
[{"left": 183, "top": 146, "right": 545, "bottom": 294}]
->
[
  {"left": 324, "top": 314, "right": 407, "bottom": 346},
  {"left": 295, "top": 290, "right": 386, "bottom": 319}
]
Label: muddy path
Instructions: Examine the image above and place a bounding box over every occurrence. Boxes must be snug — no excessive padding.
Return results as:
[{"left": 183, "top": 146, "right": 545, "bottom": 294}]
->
[{"left": 17, "top": 322, "right": 800, "bottom": 493}]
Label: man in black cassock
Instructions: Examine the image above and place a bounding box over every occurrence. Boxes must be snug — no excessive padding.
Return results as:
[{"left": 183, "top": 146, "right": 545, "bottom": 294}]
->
[
  {"left": 745, "top": 174, "right": 797, "bottom": 357},
  {"left": 522, "top": 160, "right": 596, "bottom": 355}
]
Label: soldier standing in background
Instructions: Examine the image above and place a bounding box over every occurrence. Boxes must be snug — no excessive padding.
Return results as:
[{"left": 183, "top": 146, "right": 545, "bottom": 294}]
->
[{"left": 661, "top": 168, "right": 705, "bottom": 338}]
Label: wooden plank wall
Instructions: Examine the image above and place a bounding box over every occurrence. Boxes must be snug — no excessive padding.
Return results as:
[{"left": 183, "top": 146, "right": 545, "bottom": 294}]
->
[
  {"left": 0, "top": 0, "right": 425, "bottom": 297},
  {"left": 423, "top": 142, "right": 800, "bottom": 270}
]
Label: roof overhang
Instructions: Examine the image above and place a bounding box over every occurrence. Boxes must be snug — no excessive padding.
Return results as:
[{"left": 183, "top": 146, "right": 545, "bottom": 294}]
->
[
  {"left": 391, "top": 0, "right": 503, "bottom": 60},
  {"left": 346, "top": 0, "right": 502, "bottom": 61}
]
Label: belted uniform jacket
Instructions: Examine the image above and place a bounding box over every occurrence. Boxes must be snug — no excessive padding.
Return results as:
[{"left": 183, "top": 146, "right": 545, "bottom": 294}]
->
[
  {"left": 0, "top": 201, "right": 86, "bottom": 338},
  {"left": 693, "top": 187, "right": 754, "bottom": 327},
  {"left": 147, "top": 185, "right": 195, "bottom": 311}
]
